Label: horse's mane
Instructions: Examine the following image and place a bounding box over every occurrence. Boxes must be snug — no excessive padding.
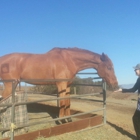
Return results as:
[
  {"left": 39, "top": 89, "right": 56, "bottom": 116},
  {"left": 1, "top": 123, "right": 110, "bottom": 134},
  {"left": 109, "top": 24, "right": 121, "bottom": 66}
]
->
[{"left": 51, "top": 47, "right": 99, "bottom": 55}]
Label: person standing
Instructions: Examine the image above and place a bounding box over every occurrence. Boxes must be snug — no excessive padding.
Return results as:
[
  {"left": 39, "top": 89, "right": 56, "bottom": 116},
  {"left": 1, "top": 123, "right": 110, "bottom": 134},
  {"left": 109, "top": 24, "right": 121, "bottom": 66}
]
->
[{"left": 114, "top": 64, "right": 140, "bottom": 140}]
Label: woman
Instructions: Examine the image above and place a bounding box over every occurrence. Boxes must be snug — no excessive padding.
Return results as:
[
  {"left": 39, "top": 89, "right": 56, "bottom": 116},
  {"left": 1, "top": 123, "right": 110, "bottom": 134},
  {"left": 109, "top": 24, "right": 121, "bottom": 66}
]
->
[{"left": 115, "top": 63, "right": 140, "bottom": 140}]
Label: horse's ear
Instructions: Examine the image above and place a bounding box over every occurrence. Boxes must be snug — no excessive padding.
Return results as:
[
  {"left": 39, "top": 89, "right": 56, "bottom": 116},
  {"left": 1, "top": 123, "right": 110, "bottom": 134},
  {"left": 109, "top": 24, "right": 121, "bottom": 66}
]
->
[{"left": 100, "top": 53, "right": 107, "bottom": 61}]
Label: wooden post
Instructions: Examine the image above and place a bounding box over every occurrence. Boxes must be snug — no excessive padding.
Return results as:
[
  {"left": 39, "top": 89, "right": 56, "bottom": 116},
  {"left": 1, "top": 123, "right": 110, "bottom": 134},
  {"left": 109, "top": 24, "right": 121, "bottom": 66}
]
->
[{"left": 74, "top": 87, "right": 76, "bottom": 95}]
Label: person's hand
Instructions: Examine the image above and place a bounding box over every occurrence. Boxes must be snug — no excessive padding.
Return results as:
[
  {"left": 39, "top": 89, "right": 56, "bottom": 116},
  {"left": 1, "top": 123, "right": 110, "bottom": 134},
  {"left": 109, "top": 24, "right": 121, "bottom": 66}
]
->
[{"left": 114, "top": 88, "right": 122, "bottom": 92}]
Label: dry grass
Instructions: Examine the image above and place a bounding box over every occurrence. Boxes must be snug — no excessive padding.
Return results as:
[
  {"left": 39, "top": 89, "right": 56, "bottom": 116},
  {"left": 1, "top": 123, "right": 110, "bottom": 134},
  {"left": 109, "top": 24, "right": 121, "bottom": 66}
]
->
[
  {"left": 0, "top": 92, "right": 138, "bottom": 140},
  {"left": 35, "top": 124, "right": 135, "bottom": 140},
  {"left": 35, "top": 92, "right": 138, "bottom": 140}
]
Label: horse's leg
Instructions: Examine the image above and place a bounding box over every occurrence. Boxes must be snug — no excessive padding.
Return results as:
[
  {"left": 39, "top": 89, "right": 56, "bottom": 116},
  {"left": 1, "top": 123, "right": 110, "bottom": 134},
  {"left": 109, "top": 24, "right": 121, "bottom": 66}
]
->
[
  {"left": 2, "top": 82, "right": 13, "bottom": 98},
  {"left": 56, "top": 82, "right": 67, "bottom": 123},
  {"left": 65, "top": 86, "right": 72, "bottom": 122},
  {"left": 2, "top": 81, "right": 18, "bottom": 98}
]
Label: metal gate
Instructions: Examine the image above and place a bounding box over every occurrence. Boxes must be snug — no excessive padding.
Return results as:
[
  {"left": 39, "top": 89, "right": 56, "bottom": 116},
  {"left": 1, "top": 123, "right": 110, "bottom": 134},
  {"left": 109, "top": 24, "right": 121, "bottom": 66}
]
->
[{"left": 0, "top": 73, "right": 106, "bottom": 140}]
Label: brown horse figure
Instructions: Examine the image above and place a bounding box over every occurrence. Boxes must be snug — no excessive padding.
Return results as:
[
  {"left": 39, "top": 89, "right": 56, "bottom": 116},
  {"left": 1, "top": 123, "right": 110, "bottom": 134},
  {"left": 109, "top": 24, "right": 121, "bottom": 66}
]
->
[{"left": 0, "top": 47, "right": 118, "bottom": 122}]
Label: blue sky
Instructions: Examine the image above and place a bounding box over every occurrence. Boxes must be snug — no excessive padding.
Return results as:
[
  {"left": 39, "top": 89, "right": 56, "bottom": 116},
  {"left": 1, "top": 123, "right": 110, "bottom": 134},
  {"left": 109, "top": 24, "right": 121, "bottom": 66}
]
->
[{"left": 0, "top": 0, "right": 140, "bottom": 85}]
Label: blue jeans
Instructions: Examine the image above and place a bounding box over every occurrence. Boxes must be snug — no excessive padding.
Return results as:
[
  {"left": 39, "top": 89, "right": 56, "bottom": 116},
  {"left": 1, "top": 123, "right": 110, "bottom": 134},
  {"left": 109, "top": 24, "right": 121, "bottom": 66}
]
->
[{"left": 133, "top": 110, "right": 140, "bottom": 140}]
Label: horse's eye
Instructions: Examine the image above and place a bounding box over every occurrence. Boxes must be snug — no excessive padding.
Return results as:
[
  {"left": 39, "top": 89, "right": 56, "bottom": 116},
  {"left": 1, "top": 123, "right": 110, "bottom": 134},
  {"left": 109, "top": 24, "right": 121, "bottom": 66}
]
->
[{"left": 107, "top": 66, "right": 112, "bottom": 70}]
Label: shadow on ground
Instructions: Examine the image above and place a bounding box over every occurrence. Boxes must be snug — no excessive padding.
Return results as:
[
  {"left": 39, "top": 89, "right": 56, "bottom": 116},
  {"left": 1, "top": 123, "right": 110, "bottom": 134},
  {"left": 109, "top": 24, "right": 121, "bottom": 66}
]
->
[
  {"left": 27, "top": 102, "right": 97, "bottom": 125},
  {"left": 107, "top": 121, "right": 136, "bottom": 139}
]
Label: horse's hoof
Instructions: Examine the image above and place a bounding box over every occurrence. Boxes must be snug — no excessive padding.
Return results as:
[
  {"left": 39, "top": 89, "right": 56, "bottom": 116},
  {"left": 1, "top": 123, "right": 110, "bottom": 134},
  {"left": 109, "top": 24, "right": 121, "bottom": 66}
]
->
[
  {"left": 61, "top": 119, "right": 67, "bottom": 124},
  {"left": 67, "top": 118, "right": 72, "bottom": 122}
]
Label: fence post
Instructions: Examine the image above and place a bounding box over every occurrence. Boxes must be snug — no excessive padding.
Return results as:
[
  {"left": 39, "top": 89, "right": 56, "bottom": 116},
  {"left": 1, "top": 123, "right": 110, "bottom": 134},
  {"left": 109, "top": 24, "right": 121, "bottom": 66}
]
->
[
  {"left": 24, "top": 83, "right": 27, "bottom": 93},
  {"left": 18, "top": 82, "right": 21, "bottom": 91},
  {"left": 10, "top": 80, "right": 16, "bottom": 140},
  {"left": 57, "top": 93, "right": 59, "bottom": 107},
  {"left": 74, "top": 87, "right": 76, "bottom": 95},
  {"left": 102, "top": 81, "right": 106, "bottom": 125}
]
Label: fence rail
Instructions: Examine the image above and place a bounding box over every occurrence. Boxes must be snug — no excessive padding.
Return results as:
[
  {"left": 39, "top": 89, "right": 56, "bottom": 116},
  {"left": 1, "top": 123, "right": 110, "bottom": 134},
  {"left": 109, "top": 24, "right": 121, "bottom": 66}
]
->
[{"left": 0, "top": 73, "right": 106, "bottom": 140}]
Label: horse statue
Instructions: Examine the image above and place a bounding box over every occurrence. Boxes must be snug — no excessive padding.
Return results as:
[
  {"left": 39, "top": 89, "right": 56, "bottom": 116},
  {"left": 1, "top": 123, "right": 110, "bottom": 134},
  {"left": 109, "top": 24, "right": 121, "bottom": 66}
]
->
[{"left": 0, "top": 47, "right": 118, "bottom": 122}]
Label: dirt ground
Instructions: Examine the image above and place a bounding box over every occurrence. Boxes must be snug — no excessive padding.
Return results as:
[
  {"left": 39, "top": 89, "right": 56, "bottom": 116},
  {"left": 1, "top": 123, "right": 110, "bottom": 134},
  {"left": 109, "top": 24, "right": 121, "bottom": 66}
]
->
[
  {"left": 70, "top": 91, "right": 137, "bottom": 140},
  {"left": 0, "top": 91, "right": 138, "bottom": 140},
  {"left": 28, "top": 91, "right": 138, "bottom": 140}
]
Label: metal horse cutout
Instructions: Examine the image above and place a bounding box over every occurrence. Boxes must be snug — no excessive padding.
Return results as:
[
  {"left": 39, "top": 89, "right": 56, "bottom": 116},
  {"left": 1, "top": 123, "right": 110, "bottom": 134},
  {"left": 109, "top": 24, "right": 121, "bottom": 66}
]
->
[{"left": 0, "top": 47, "right": 118, "bottom": 122}]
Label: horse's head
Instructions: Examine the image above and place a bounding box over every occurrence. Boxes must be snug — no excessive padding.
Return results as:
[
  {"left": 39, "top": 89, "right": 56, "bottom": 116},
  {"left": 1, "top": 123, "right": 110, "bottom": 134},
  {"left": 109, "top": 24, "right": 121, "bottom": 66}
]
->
[{"left": 97, "top": 53, "right": 118, "bottom": 89}]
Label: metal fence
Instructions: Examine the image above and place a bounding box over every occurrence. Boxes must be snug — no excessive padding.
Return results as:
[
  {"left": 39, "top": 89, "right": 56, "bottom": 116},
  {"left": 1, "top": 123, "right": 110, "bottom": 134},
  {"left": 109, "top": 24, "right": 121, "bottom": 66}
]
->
[{"left": 0, "top": 73, "right": 106, "bottom": 140}]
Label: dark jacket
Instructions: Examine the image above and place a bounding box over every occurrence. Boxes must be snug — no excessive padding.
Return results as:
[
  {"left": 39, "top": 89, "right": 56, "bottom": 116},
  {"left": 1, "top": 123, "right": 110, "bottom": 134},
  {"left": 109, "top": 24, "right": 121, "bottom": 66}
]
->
[{"left": 122, "top": 77, "right": 140, "bottom": 93}]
